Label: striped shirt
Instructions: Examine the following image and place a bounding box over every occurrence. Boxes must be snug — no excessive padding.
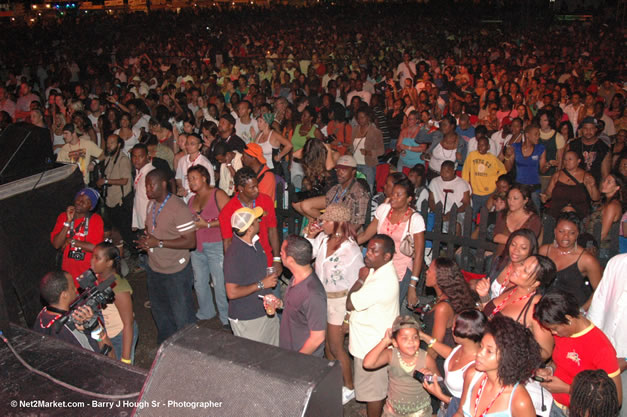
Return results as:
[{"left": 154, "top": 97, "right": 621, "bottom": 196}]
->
[{"left": 145, "top": 194, "right": 195, "bottom": 274}]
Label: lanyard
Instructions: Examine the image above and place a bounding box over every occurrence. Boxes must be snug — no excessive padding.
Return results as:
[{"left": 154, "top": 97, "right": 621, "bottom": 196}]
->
[
  {"left": 474, "top": 374, "right": 506, "bottom": 417},
  {"left": 152, "top": 193, "right": 172, "bottom": 232},
  {"left": 331, "top": 180, "right": 354, "bottom": 204},
  {"left": 237, "top": 194, "right": 255, "bottom": 208},
  {"left": 134, "top": 169, "right": 144, "bottom": 187},
  {"left": 67, "top": 216, "right": 90, "bottom": 238},
  {"left": 39, "top": 307, "right": 62, "bottom": 329},
  {"left": 189, "top": 153, "right": 201, "bottom": 167},
  {"left": 489, "top": 288, "right": 536, "bottom": 320}
]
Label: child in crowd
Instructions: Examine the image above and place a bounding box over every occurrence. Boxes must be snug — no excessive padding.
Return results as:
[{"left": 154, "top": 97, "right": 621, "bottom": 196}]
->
[
  {"left": 408, "top": 164, "right": 429, "bottom": 212},
  {"left": 363, "top": 315, "right": 433, "bottom": 417}
]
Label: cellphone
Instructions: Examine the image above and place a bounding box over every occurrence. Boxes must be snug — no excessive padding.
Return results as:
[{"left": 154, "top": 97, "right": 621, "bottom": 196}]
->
[
  {"left": 532, "top": 375, "right": 545, "bottom": 382},
  {"left": 413, "top": 370, "right": 425, "bottom": 383},
  {"left": 413, "top": 371, "right": 442, "bottom": 383}
]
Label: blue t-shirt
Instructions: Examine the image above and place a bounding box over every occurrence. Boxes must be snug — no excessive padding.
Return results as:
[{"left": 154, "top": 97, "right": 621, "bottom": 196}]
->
[
  {"left": 513, "top": 142, "right": 545, "bottom": 185},
  {"left": 456, "top": 126, "right": 475, "bottom": 144}
]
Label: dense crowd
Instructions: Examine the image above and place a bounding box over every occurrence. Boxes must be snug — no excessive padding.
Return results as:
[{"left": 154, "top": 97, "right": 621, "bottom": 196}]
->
[{"left": 3, "top": 2, "right": 625, "bottom": 417}]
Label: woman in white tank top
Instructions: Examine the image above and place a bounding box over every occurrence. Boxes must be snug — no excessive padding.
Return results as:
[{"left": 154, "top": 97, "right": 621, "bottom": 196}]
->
[
  {"left": 417, "top": 310, "right": 487, "bottom": 417},
  {"left": 254, "top": 113, "right": 292, "bottom": 170}
]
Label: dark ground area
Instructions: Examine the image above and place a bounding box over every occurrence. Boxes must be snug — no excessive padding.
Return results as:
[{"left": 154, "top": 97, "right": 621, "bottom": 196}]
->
[{"left": 127, "top": 259, "right": 366, "bottom": 417}]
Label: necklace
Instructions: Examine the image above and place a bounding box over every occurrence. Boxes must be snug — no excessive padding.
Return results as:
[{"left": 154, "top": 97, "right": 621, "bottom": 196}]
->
[
  {"left": 473, "top": 374, "right": 506, "bottom": 417},
  {"left": 385, "top": 207, "right": 411, "bottom": 235},
  {"left": 396, "top": 349, "right": 418, "bottom": 372},
  {"left": 553, "top": 245, "right": 577, "bottom": 256}
]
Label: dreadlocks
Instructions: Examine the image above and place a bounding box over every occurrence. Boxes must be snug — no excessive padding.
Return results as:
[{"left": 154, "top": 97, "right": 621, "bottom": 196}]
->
[{"left": 569, "top": 370, "right": 620, "bottom": 417}]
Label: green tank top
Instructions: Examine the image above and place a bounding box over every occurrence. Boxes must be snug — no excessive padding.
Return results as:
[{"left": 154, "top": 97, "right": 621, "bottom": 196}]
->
[{"left": 291, "top": 124, "right": 316, "bottom": 152}]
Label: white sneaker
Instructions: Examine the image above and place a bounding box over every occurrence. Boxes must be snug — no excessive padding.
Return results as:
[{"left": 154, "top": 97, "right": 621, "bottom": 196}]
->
[{"left": 342, "top": 386, "right": 355, "bottom": 405}]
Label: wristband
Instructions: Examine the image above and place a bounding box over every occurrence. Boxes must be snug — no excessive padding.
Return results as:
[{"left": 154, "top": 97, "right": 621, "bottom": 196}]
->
[
  {"left": 63, "top": 222, "right": 70, "bottom": 228},
  {"left": 357, "top": 279, "right": 365, "bottom": 286},
  {"left": 343, "top": 319, "right": 349, "bottom": 324},
  {"left": 410, "top": 275, "right": 419, "bottom": 281},
  {"left": 91, "top": 328, "right": 104, "bottom": 342},
  {"left": 273, "top": 257, "right": 281, "bottom": 263},
  {"left": 121, "top": 358, "right": 132, "bottom": 364},
  {"left": 409, "top": 284, "right": 416, "bottom": 288},
  {"left": 427, "top": 338, "right": 437, "bottom": 349}
]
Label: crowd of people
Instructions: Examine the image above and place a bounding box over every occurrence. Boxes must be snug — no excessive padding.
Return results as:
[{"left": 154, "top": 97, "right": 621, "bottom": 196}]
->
[{"left": 4, "top": 2, "right": 625, "bottom": 416}]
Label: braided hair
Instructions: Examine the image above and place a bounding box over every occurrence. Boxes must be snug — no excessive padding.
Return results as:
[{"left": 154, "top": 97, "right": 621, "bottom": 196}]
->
[{"left": 570, "top": 370, "right": 619, "bottom": 417}]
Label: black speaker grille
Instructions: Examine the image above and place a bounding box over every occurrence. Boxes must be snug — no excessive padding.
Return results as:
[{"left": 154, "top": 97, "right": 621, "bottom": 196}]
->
[{"left": 135, "top": 325, "right": 342, "bottom": 417}]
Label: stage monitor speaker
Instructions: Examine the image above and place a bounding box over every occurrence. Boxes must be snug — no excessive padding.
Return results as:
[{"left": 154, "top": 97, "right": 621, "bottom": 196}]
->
[
  {"left": 0, "top": 122, "right": 54, "bottom": 184},
  {"left": 134, "top": 325, "right": 342, "bottom": 417}
]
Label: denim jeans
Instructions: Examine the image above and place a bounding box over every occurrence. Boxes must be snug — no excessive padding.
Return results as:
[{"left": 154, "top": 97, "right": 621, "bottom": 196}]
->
[
  {"left": 399, "top": 268, "right": 413, "bottom": 317},
  {"left": 110, "top": 321, "right": 139, "bottom": 364},
  {"left": 444, "top": 396, "right": 461, "bottom": 417},
  {"left": 531, "top": 187, "right": 542, "bottom": 215},
  {"left": 146, "top": 261, "right": 197, "bottom": 344},
  {"left": 549, "top": 401, "right": 567, "bottom": 417},
  {"left": 190, "top": 241, "right": 229, "bottom": 324},
  {"left": 471, "top": 194, "right": 490, "bottom": 220},
  {"left": 290, "top": 160, "right": 304, "bottom": 189},
  {"left": 357, "top": 164, "right": 376, "bottom": 193}
]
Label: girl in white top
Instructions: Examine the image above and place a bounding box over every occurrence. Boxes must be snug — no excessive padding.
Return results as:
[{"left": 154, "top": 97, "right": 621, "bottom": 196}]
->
[
  {"left": 306, "top": 203, "right": 364, "bottom": 401},
  {"left": 418, "top": 310, "right": 486, "bottom": 417},
  {"left": 357, "top": 178, "right": 426, "bottom": 311},
  {"left": 114, "top": 113, "right": 141, "bottom": 155},
  {"left": 254, "top": 113, "right": 292, "bottom": 170}
]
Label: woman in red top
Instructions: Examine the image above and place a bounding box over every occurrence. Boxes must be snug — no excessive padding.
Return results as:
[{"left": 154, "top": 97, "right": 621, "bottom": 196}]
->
[{"left": 51, "top": 188, "right": 104, "bottom": 285}]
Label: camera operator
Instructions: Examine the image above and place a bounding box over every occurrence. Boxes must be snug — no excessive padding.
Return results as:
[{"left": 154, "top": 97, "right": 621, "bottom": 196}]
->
[
  {"left": 51, "top": 188, "right": 104, "bottom": 285},
  {"left": 33, "top": 271, "right": 114, "bottom": 357},
  {"left": 96, "top": 134, "right": 133, "bottom": 250}
]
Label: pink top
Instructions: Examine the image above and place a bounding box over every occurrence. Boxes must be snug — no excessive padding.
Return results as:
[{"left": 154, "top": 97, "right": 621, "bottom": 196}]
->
[
  {"left": 188, "top": 189, "right": 222, "bottom": 250},
  {"left": 375, "top": 203, "right": 426, "bottom": 281}
]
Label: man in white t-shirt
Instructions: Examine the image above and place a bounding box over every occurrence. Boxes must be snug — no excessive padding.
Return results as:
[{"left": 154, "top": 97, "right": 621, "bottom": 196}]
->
[
  {"left": 214, "top": 141, "right": 244, "bottom": 196},
  {"left": 346, "top": 80, "right": 372, "bottom": 106},
  {"left": 429, "top": 160, "right": 471, "bottom": 232},
  {"left": 235, "top": 100, "right": 258, "bottom": 144},
  {"left": 130, "top": 144, "right": 154, "bottom": 232},
  {"left": 87, "top": 98, "right": 103, "bottom": 148},
  {"left": 587, "top": 253, "right": 627, "bottom": 412},
  {"left": 564, "top": 92, "right": 584, "bottom": 134},
  {"left": 467, "top": 125, "right": 498, "bottom": 157},
  {"left": 396, "top": 53, "right": 417, "bottom": 86},
  {"left": 175, "top": 134, "right": 215, "bottom": 202}
]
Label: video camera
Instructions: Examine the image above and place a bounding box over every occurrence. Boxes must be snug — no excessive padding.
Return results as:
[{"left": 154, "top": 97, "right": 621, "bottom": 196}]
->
[{"left": 55, "top": 269, "right": 115, "bottom": 333}]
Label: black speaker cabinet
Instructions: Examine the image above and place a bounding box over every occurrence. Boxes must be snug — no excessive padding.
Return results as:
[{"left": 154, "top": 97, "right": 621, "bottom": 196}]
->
[
  {"left": 0, "top": 122, "right": 54, "bottom": 184},
  {"left": 134, "top": 325, "right": 342, "bottom": 417}
]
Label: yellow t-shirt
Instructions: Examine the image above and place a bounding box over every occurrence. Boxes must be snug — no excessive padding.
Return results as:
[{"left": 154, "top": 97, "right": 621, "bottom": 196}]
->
[
  {"left": 57, "top": 137, "right": 103, "bottom": 184},
  {"left": 462, "top": 151, "right": 507, "bottom": 196}
]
